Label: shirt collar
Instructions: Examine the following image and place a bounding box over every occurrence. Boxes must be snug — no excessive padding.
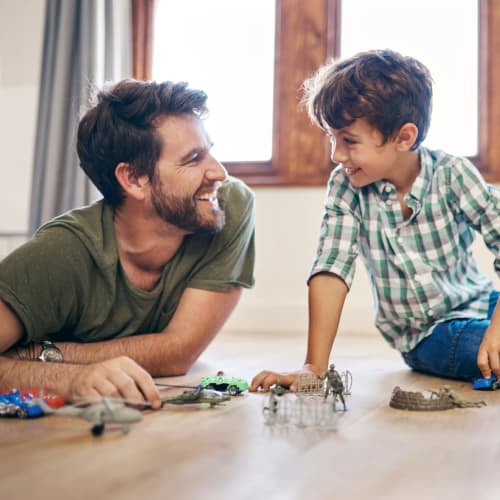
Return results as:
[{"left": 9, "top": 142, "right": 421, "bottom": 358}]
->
[{"left": 407, "top": 147, "right": 433, "bottom": 203}]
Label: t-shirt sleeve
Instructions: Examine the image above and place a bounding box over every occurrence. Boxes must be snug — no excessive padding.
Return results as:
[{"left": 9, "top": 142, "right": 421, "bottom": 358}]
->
[
  {"left": 186, "top": 178, "right": 256, "bottom": 292},
  {"left": 0, "top": 228, "right": 88, "bottom": 344}
]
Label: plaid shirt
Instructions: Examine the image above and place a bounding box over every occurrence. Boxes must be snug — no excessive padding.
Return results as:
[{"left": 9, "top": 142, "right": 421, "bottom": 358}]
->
[{"left": 310, "top": 147, "right": 500, "bottom": 352}]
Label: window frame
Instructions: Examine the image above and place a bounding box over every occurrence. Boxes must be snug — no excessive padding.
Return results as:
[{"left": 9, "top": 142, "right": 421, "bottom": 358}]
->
[{"left": 132, "top": 0, "right": 500, "bottom": 185}]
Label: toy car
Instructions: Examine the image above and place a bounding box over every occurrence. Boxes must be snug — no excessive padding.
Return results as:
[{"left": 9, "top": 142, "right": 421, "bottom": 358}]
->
[
  {"left": 199, "top": 371, "right": 249, "bottom": 395},
  {"left": 0, "top": 389, "right": 45, "bottom": 418},
  {"left": 472, "top": 374, "right": 500, "bottom": 390},
  {"left": 0, "top": 388, "right": 65, "bottom": 418}
]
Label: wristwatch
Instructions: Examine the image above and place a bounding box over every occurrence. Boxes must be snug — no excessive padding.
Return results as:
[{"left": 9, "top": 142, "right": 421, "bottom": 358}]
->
[{"left": 37, "top": 340, "right": 63, "bottom": 363}]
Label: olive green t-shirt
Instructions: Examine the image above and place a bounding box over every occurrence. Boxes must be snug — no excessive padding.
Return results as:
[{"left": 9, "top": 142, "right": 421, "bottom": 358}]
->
[{"left": 0, "top": 177, "right": 255, "bottom": 344}]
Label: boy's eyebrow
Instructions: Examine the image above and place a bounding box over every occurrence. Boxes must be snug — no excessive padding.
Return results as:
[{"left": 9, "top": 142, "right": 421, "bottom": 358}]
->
[{"left": 339, "top": 129, "right": 359, "bottom": 139}]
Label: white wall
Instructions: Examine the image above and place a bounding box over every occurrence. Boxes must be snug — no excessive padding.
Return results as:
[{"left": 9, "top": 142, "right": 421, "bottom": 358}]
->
[
  {"left": 0, "top": 0, "right": 45, "bottom": 233},
  {"left": 1, "top": 0, "right": 497, "bottom": 338}
]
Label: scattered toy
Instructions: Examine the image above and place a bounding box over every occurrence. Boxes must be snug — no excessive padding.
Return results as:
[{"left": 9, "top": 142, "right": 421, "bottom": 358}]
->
[
  {"left": 0, "top": 388, "right": 64, "bottom": 418},
  {"left": 161, "top": 387, "right": 230, "bottom": 407},
  {"left": 295, "top": 373, "right": 324, "bottom": 395},
  {"left": 36, "top": 397, "right": 143, "bottom": 436},
  {"left": 472, "top": 374, "right": 500, "bottom": 390},
  {"left": 389, "top": 385, "right": 486, "bottom": 411},
  {"left": 323, "top": 364, "right": 347, "bottom": 411},
  {"left": 199, "top": 371, "right": 249, "bottom": 395},
  {"left": 262, "top": 386, "right": 339, "bottom": 430}
]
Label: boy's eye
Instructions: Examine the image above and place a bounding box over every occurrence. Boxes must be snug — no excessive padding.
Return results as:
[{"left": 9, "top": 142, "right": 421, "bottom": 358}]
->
[{"left": 343, "top": 137, "right": 356, "bottom": 145}]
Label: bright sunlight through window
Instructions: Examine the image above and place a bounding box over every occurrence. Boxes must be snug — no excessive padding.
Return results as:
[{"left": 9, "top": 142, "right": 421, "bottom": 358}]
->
[
  {"left": 341, "top": 0, "right": 478, "bottom": 157},
  {"left": 152, "top": 0, "right": 276, "bottom": 162}
]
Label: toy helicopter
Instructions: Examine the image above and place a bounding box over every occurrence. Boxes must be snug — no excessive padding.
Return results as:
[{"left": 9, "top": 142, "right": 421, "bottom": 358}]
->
[
  {"left": 36, "top": 397, "right": 143, "bottom": 436},
  {"left": 160, "top": 386, "right": 230, "bottom": 407}
]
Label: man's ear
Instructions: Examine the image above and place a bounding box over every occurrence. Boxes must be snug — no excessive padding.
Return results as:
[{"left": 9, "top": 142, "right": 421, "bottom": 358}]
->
[
  {"left": 114, "top": 162, "right": 149, "bottom": 201},
  {"left": 395, "top": 123, "right": 418, "bottom": 151}
]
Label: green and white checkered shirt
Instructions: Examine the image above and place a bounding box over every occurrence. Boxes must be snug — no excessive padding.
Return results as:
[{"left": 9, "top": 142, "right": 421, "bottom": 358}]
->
[{"left": 310, "top": 147, "right": 500, "bottom": 352}]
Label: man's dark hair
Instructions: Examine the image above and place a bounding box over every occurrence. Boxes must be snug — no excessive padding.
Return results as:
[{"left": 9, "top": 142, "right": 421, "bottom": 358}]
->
[
  {"left": 77, "top": 80, "right": 209, "bottom": 207},
  {"left": 303, "top": 49, "right": 433, "bottom": 150}
]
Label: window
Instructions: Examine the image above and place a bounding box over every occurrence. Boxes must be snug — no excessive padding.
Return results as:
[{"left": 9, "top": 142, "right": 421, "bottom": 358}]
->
[{"left": 132, "top": 0, "right": 500, "bottom": 185}]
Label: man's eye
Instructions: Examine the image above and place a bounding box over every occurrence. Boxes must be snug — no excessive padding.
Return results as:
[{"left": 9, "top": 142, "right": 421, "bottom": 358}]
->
[{"left": 183, "top": 153, "right": 200, "bottom": 165}]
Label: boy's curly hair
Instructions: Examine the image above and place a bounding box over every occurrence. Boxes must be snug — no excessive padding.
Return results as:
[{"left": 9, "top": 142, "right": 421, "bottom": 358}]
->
[{"left": 303, "top": 49, "right": 433, "bottom": 150}]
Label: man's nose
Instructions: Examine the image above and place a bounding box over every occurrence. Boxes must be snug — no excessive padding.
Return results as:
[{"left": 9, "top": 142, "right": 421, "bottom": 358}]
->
[{"left": 206, "top": 156, "right": 228, "bottom": 182}]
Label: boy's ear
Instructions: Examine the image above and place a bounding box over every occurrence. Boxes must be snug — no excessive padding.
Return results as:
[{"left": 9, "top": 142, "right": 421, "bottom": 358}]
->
[
  {"left": 114, "top": 162, "right": 149, "bottom": 201},
  {"left": 395, "top": 123, "right": 418, "bottom": 151}
]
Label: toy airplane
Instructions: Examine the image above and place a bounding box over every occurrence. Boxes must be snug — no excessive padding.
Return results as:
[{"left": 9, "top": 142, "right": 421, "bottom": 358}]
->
[
  {"left": 36, "top": 397, "right": 143, "bottom": 436},
  {"left": 160, "top": 386, "right": 230, "bottom": 407}
]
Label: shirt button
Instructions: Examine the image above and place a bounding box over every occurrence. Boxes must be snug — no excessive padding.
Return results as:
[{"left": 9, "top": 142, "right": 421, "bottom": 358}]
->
[
  {"left": 428, "top": 309, "right": 434, "bottom": 316},
  {"left": 386, "top": 200, "right": 393, "bottom": 206},
  {"left": 384, "top": 185, "right": 392, "bottom": 193}
]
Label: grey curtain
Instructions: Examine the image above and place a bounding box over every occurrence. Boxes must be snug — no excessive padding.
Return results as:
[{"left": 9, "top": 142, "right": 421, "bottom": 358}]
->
[{"left": 29, "top": 0, "right": 132, "bottom": 235}]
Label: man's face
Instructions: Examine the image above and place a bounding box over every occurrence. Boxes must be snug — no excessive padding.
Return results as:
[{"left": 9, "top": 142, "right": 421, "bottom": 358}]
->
[
  {"left": 149, "top": 114, "right": 227, "bottom": 234},
  {"left": 328, "top": 118, "right": 400, "bottom": 188}
]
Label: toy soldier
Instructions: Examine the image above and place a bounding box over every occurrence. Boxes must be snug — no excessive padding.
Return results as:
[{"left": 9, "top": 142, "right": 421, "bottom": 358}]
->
[
  {"left": 324, "top": 363, "right": 347, "bottom": 411},
  {"left": 440, "top": 385, "right": 486, "bottom": 408}
]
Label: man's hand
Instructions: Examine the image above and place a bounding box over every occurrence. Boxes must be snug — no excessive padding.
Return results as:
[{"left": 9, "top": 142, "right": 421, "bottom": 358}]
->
[{"left": 67, "top": 356, "right": 161, "bottom": 408}]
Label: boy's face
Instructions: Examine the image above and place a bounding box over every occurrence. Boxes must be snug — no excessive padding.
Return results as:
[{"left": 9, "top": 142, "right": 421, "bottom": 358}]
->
[{"left": 328, "top": 118, "right": 401, "bottom": 189}]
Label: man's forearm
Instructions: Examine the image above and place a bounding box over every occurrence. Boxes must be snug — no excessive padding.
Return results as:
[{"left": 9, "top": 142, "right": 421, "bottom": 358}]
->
[
  {"left": 0, "top": 356, "right": 78, "bottom": 398},
  {"left": 59, "top": 332, "right": 193, "bottom": 376}
]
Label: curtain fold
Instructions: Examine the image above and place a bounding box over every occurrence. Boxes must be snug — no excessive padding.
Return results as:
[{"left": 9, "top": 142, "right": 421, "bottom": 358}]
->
[{"left": 29, "top": 0, "right": 132, "bottom": 235}]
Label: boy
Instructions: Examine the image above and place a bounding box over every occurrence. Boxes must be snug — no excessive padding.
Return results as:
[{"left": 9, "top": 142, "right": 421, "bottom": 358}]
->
[{"left": 250, "top": 49, "right": 500, "bottom": 392}]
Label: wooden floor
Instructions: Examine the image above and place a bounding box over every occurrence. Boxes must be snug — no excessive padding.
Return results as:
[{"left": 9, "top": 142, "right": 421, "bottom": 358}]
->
[{"left": 1, "top": 330, "right": 499, "bottom": 500}]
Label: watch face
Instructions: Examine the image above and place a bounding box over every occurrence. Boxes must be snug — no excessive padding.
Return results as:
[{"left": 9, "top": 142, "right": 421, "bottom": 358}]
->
[
  {"left": 39, "top": 343, "right": 63, "bottom": 363},
  {"left": 42, "top": 348, "right": 63, "bottom": 362}
]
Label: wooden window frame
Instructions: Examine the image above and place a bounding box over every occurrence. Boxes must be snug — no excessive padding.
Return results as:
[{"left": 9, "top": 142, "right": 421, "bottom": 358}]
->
[{"left": 132, "top": 0, "right": 500, "bottom": 186}]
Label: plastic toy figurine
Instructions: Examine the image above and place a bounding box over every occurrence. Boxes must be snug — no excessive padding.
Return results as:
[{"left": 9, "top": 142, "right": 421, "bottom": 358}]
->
[
  {"left": 389, "top": 386, "right": 486, "bottom": 411},
  {"left": 295, "top": 373, "right": 325, "bottom": 395},
  {"left": 36, "top": 397, "right": 143, "bottom": 436},
  {"left": 323, "top": 364, "right": 347, "bottom": 411},
  {"left": 199, "top": 371, "right": 249, "bottom": 395},
  {"left": 472, "top": 373, "right": 500, "bottom": 390},
  {"left": 262, "top": 384, "right": 289, "bottom": 426},
  {"left": 161, "top": 387, "right": 230, "bottom": 407}
]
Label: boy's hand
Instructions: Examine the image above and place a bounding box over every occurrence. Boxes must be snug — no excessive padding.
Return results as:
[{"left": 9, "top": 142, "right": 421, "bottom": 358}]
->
[
  {"left": 250, "top": 365, "right": 324, "bottom": 392},
  {"left": 477, "top": 327, "right": 500, "bottom": 379}
]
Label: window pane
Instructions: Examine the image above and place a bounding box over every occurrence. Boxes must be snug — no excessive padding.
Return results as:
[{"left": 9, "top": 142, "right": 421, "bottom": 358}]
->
[
  {"left": 341, "top": 0, "right": 478, "bottom": 157},
  {"left": 152, "top": 0, "right": 276, "bottom": 162}
]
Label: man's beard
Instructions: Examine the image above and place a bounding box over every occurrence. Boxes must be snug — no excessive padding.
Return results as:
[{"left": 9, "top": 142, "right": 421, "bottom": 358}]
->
[{"left": 151, "top": 177, "right": 225, "bottom": 234}]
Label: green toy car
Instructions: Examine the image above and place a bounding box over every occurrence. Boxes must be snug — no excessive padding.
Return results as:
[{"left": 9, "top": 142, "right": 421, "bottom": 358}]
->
[{"left": 200, "top": 371, "right": 249, "bottom": 396}]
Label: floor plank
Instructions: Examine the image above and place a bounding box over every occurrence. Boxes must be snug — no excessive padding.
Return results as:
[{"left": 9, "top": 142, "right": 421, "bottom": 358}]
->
[{"left": 0, "top": 330, "right": 498, "bottom": 500}]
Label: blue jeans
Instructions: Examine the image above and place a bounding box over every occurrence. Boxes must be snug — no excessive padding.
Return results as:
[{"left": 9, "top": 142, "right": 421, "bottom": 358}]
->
[{"left": 402, "top": 291, "right": 500, "bottom": 381}]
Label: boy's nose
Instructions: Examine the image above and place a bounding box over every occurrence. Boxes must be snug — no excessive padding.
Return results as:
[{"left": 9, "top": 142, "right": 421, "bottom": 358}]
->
[{"left": 332, "top": 144, "right": 348, "bottom": 164}]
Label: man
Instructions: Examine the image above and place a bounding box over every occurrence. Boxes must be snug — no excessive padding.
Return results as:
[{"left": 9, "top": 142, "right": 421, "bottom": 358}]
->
[{"left": 0, "top": 80, "right": 255, "bottom": 408}]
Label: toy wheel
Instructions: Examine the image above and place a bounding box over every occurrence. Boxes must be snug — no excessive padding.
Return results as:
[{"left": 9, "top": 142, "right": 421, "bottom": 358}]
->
[
  {"left": 91, "top": 424, "right": 105, "bottom": 436},
  {"left": 16, "top": 407, "right": 28, "bottom": 418},
  {"left": 228, "top": 385, "right": 239, "bottom": 396}
]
